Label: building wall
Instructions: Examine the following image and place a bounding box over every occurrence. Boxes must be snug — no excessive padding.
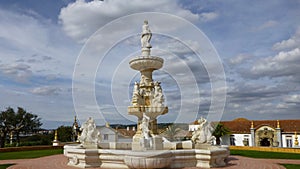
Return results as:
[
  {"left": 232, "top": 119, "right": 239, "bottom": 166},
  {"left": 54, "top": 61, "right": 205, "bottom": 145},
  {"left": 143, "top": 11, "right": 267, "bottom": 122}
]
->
[
  {"left": 118, "top": 137, "right": 132, "bottom": 142},
  {"left": 220, "top": 134, "right": 252, "bottom": 146},
  {"left": 282, "top": 134, "right": 297, "bottom": 148},
  {"left": 232, "top": 134, "right": 251, "bottom": 146},
  {"left": 98, "top": 127, "right": 118, "bottom": 143},
  {"left": 221, "top": 133, "right": 299, "bottom": 148}
]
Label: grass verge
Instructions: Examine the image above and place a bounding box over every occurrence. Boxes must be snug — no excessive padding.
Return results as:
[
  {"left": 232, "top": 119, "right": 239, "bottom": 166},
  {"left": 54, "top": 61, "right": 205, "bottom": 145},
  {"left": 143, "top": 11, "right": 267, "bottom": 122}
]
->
[
  {"left": 0, "top": 164, "right": 14, "bottom": 169},
  {"left": 230, "top": 149, "right": 300, "bottom": 160},
  {"left": 0, "top": 149, "right": 62, "bottom": 160},
  {"left": 280, "top": 164, "right": 300, "bottom": 169}
]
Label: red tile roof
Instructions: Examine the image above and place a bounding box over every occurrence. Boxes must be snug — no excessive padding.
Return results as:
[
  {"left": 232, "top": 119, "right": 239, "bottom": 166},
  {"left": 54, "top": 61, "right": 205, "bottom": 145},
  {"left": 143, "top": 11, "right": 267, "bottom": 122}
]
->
[{"left": 220, "top": 118, "right": 300, "bottom": 134}]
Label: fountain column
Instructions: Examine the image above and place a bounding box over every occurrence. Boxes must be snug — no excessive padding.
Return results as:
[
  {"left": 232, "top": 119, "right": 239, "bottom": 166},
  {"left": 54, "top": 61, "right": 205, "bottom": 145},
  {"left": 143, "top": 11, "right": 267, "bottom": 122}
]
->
[{"left": 128, "top": 20, "right": 168, "bottom": 149}]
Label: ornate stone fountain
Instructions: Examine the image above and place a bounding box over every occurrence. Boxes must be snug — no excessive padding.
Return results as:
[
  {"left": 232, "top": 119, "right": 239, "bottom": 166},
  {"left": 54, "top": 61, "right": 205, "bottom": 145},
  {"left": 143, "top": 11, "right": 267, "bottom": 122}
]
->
[
  {"left": 64, "top": 20, "right": 229, "bottom": 169},
  {"left": 128, "top": 20, "right": 168, "bottom": 151}
]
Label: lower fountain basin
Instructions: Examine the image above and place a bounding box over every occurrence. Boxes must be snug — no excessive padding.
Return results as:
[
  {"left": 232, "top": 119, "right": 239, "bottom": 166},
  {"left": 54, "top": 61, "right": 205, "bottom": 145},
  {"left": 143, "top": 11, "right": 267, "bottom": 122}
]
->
[
  {"left": 64, "top": 144, "right": 229, "bottom": 169},
  {"left": 124, "top": 151, "right": 172, "bottom": 169}
]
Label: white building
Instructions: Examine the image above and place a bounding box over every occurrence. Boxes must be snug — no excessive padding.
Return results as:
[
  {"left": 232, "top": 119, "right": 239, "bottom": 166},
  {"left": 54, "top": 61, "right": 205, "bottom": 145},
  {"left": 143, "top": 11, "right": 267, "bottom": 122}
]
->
[
  {"left": 97, "top": 126, "right": 118, "bottom": 143},
  {"left": 97, "top": 125, "right": 136, "bottom": 143},
  {"left": 189, "top": 118, "right": 300, "bottom": 148}
]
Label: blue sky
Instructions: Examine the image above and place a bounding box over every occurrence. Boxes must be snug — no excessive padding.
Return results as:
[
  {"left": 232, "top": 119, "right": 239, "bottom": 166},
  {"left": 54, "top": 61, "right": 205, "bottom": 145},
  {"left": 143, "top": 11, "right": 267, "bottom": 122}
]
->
[{"left": 0, "top": 0, "right": 299, "bottom": 129}]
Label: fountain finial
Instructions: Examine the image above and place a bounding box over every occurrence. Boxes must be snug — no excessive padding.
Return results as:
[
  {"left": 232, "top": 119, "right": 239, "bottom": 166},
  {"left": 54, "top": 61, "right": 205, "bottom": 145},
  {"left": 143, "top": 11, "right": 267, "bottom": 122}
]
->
[{"left": 141, "top": 20, "right": 152, "bottom": 56}]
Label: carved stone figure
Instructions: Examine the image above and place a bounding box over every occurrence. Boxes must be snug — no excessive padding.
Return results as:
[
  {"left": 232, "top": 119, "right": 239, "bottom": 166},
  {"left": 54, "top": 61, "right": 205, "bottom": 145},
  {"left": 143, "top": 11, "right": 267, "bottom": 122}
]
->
[
  {"left": 152, "top": 81, "right": 164, "bottom": 107},
  {"left": 132, "top": 82, "right": 140, "bottom": 106},
  {"left": 191, "top": 117, "right": 215, "bottom": 144},
  {"left": 131, "top": 82, "right": 145, "bottom": 106},
  {"left": 141, "top": 20, "right": 152, "bottom": 48},
  {"left": 79, "top": 117, "right": 101, "bottom": 148},
  {"left": 141, "top": 113, "right": 151, "bottom": 139},
  {"left": 140, "top": 113, "right": 152, "bottom": 148}
]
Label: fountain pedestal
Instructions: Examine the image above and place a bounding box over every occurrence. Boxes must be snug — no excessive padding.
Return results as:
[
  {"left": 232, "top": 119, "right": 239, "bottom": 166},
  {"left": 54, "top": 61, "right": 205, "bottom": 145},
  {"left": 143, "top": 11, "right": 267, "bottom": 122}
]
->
[{"left": 128, "top": 21, "right": 168, "bottom": 151}]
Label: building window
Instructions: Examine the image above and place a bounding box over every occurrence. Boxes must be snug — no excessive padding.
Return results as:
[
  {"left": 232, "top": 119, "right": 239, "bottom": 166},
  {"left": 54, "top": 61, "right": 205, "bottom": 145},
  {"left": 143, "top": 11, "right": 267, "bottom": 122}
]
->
[
  {"left": 243, "top": 135, "right": 249, "bottom": 146},
  {"left": 230, "top": 135, "right": 235, "bottom": 146},
  {"left": 104, "top": 134, "right": 108, "bottom": 140},
  {"left": 286, "top": 136, "right": 292, "bottom": 147}
]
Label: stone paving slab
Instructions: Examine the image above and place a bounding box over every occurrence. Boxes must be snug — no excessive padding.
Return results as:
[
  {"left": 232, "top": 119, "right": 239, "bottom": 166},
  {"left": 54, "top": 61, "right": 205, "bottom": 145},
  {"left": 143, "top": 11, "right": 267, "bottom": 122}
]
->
[{"left": 1, "top": 154, "right": 300, "bottom": 169}]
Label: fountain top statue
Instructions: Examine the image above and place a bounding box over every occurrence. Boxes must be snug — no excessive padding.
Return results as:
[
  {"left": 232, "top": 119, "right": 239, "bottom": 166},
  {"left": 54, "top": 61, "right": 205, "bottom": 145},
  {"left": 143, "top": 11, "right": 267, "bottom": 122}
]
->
[{"left": 141, "top": 20, "right": 152, "bottom": 48}]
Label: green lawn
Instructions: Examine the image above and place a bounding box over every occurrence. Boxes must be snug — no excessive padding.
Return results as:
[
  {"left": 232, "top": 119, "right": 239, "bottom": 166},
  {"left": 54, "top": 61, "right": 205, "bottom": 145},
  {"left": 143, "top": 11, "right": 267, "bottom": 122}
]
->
[
  {"left": 230, "top": 150, "right": 300, "bottom": 160},
  {"left": 280, "top": 164, "right": 300, "bottom": 169},
  {"left": 0, "top": 149, "right": 62, "bottom": 160},
  {"left": 0, "top": 164, "right": 14, "bottom": 169}
]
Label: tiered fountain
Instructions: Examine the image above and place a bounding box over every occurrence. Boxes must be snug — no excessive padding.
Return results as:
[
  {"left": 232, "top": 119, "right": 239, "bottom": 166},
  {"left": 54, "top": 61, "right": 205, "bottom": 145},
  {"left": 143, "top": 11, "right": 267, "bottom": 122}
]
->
[
  {"left": 64, "top": 20, "right": 229, "bottom": 169},
  {"left": 128, "top": 20, "right": 168, "bottom": 151}
]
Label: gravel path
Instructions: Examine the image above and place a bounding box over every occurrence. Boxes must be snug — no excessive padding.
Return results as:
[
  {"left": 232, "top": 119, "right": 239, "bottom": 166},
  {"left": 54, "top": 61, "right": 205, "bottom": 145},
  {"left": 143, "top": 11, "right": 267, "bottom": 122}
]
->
[{"left": 1, "top": 154, "right": 300, "bottom": 169}]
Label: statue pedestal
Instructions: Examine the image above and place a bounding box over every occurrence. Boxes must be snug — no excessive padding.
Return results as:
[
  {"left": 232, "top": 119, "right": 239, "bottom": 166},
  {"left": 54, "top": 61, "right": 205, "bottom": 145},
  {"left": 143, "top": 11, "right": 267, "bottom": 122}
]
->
[
  {"left": 128, "top": 106, "right": 168, "bottom": 135},
  {"left": 195, "top": 143, "right": 212, "bottom": 149},
  {"left": 52, "top": 140, "right": 60, "bottom": 146},
  {"left": 131, "top": 136, "right": 163, "bottom": 151},
  {"left": 81, "top": 144, "right": 98, "bottom": 149},
  {"left": 132, "top": 138, "right": 151, "bottom": 151},
  {"left": 152, "top": 135, "right": 163, "bottom": 150}
]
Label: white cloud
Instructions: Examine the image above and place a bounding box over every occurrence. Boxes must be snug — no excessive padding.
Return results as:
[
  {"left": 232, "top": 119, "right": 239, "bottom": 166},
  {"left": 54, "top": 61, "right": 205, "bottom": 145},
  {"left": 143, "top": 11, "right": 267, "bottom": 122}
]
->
[
  {"left": 229, "top": 53, "right": 252, "bottom": 65},
  {"left": 0, "top": 8, "right": 78, "bottom": 80},
  {"left": 0, "top": 8, "right": 79, "bottom": 127},
  {"left": 199, "top": 12, "right": 218, "bottom": 22},
  {"left": 59, "top": 0, "right": 200, "bottom": 42},
  {"left": 0, "top": 63, "right": 32, "bottom": 82},
  {"left": 273, "top": 27, "right": 300, "bottom": 51},
  {"left": 254, "top": 20, "right": 278, "bottom": 31},
  {"left": 283, "top": 94, "right": 300, "bottom": 104},
  {"left": 250, "top": 48, "right": 300, "bottom": 78},
  {"left": 30, "top": 86, "right": 61, "bottom": 95}
]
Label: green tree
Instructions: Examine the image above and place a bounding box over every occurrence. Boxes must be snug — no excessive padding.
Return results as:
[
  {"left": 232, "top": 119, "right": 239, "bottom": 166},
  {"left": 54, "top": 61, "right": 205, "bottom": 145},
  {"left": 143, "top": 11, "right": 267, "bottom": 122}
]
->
[
  {"left": 164, "top": 125, "right": 181, "bottom": 141},
  {"left": 0, "top": 107, "right": 15, "bottom": 147},
  {"left": 212, "top": 123, "right": 230, "bottom": 145},
  {"left": 0, "top": 107, "right": 42, "bottom": 147},
  {"left": 14, "top": 107, "right": 42, "bottom": 144},
  {"left": 56, "top": 126, "right": 73, "bottom": 142}
]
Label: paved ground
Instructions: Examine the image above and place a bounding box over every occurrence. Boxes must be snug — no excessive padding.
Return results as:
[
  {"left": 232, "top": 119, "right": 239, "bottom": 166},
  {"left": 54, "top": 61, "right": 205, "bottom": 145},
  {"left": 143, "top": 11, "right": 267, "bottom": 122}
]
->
[{"left": 1, "top": 154, "right": 300, "bottom": 169}]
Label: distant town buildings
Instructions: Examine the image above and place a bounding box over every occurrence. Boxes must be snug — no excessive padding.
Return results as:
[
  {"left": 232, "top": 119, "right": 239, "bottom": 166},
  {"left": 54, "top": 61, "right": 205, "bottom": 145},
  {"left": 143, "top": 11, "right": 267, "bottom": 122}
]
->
[{"left": 52, "top": 116, "right": 300, "bottom": 148}]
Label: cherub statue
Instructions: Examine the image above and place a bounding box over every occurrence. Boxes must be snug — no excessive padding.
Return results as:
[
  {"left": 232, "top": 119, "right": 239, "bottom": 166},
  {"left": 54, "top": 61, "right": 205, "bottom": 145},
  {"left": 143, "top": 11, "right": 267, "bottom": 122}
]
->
[
  {"left": 191, "top": 117, "right": 215, "bottom": 144},
  {"left": 78, "top": 117, "right": 101, "bottom": 147}
]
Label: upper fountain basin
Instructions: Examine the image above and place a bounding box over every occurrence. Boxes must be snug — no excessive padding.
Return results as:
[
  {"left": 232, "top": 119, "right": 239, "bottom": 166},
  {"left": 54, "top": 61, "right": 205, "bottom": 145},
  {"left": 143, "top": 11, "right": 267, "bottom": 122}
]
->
[{"left": 129, "top": 56, "right": 164, "bottom": 71}]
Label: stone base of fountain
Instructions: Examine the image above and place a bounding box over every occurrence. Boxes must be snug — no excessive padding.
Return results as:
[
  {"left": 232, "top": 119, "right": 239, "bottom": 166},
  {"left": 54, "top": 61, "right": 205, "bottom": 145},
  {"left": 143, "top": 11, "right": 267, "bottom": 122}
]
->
[
  {"left": 131, "top": 135, "right": 163, "bottom": 151},
  {"left": 64, "top": 143, "right": 229, "bottom": 169}
]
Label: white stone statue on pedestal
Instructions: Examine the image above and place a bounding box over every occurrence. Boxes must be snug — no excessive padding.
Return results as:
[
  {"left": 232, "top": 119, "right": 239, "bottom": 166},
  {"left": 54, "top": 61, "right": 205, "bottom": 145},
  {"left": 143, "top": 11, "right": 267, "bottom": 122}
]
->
[
  {"left": 191, "top": 117, "right": 215, "bottom": 144},
  {"left": 140, "top": 113, "right": 152, "bottom": 148},
  {"left": 141, "top": 20, "right": 152, "bottom": 48},
  {"left": 79, "top": 117, "right": 101, "bottom": 148}
]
